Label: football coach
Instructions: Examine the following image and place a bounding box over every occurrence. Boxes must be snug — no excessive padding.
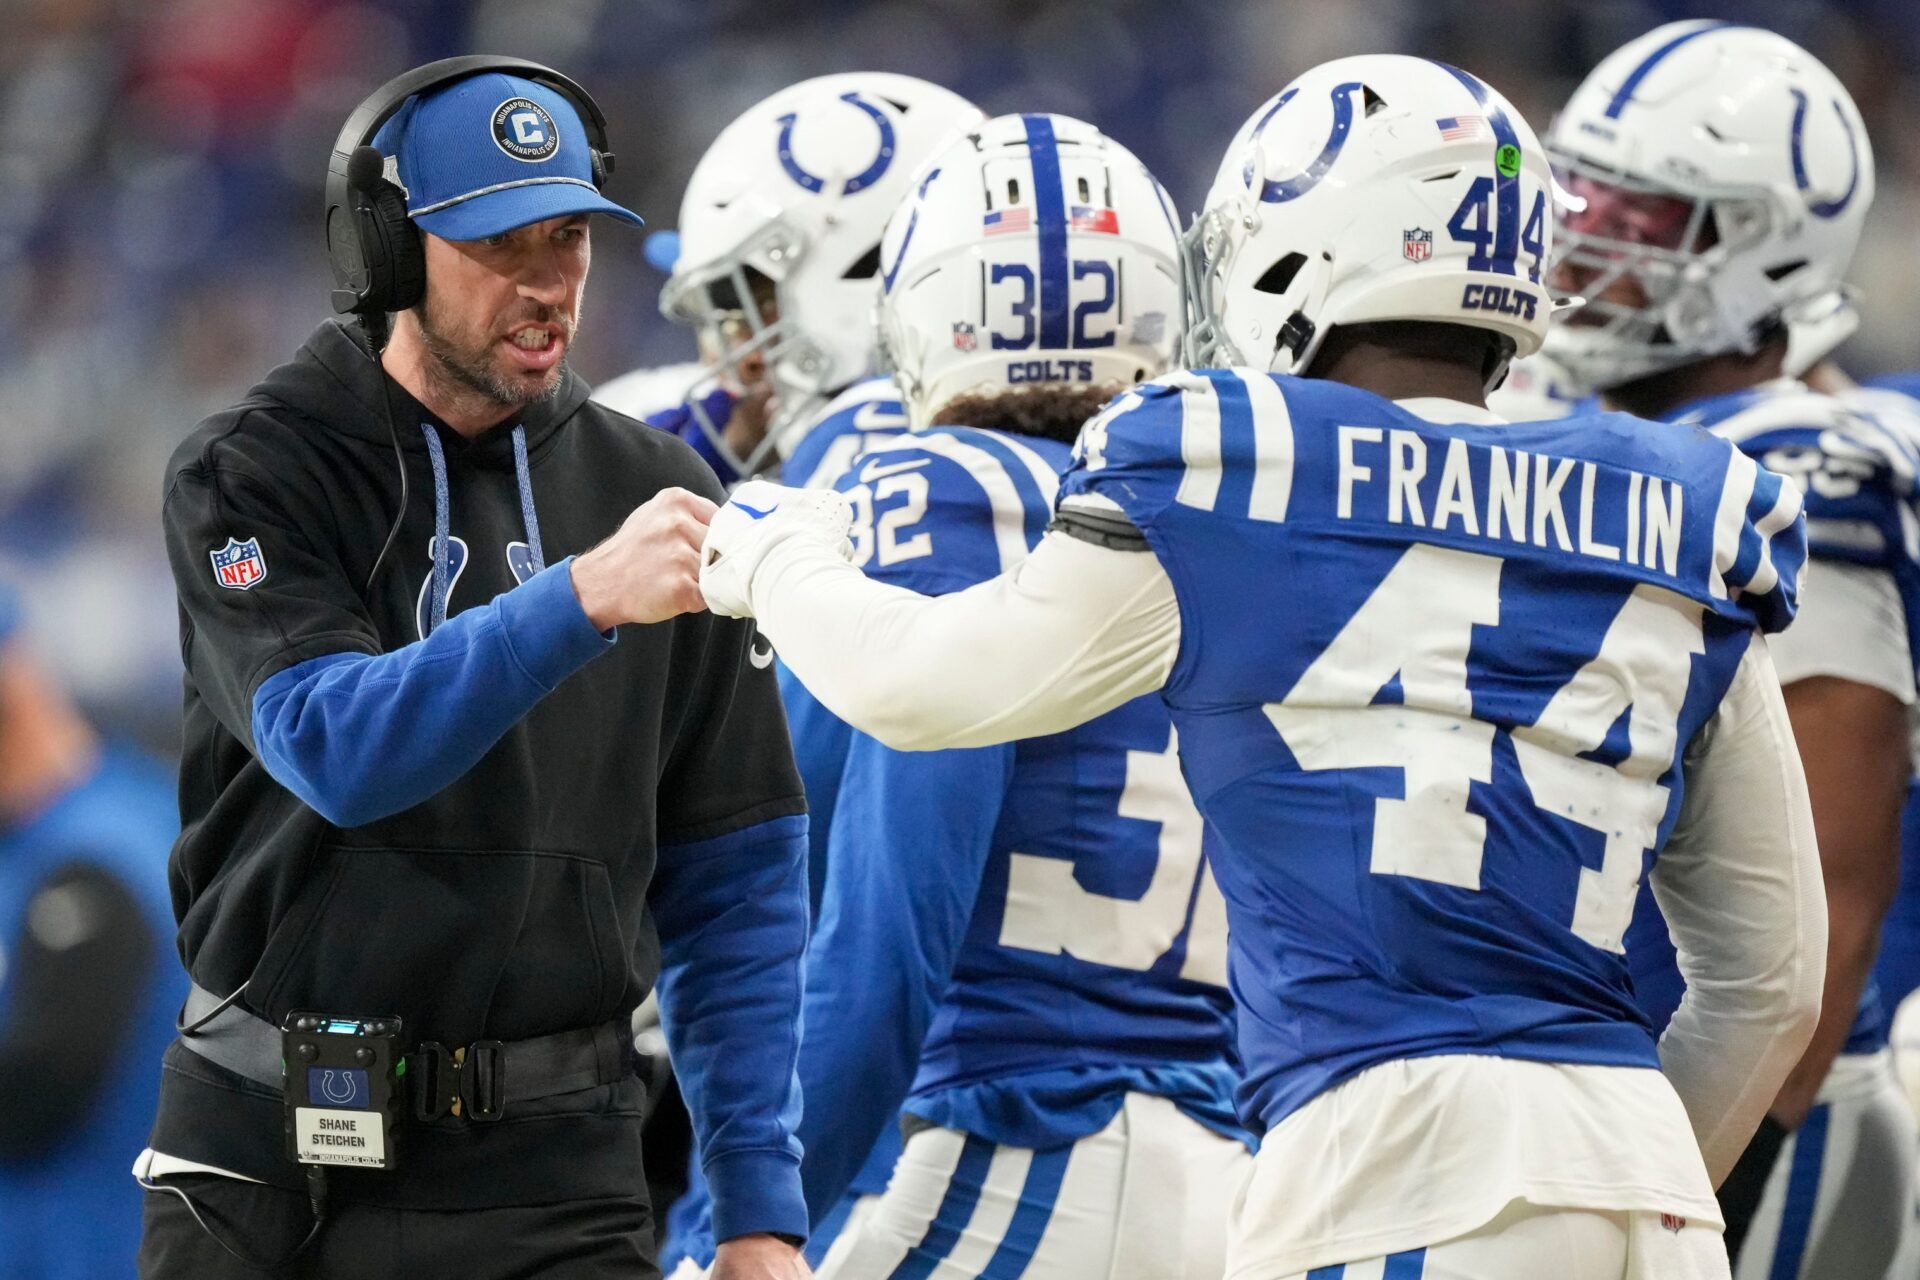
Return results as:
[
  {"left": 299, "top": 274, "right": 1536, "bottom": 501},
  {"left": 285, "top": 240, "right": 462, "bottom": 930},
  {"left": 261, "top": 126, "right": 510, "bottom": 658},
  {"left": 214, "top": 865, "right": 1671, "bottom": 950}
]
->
[{"left": 137, "top": 58, "right": 811, "bottom": 1280}]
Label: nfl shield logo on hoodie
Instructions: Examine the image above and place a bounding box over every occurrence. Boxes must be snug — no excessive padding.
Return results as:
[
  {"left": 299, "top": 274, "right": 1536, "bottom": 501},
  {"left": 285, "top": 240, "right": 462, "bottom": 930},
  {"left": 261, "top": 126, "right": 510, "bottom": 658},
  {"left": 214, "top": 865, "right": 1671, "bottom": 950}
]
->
[{"left": 209, "top": 537, "right": 267, "bottom": 590}]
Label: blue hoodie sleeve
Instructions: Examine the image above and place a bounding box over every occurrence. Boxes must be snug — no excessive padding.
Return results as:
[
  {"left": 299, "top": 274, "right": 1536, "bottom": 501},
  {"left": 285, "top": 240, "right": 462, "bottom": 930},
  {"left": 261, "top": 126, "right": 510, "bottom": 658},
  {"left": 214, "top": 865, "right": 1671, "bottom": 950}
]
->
[
  {"left": 247, "top": 558, "right": 613, "bottom": 827},
  {"left": 795, "top": 731, "right": 1012, "bottom": 1222},
  {"left": 652, "top": 812, "right": 811, "bottom": 1244}
]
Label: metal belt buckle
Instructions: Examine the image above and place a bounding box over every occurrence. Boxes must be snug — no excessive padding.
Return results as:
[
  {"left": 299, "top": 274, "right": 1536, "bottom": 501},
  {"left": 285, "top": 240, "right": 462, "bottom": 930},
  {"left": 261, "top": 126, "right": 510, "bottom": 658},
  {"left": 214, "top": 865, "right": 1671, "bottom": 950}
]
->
[
  {"left": 461, "top": 1040, "right": 506, "bottom": 1122},
  {"left": 411, "top": 1041, "right": 455, "bottom": 1122}
]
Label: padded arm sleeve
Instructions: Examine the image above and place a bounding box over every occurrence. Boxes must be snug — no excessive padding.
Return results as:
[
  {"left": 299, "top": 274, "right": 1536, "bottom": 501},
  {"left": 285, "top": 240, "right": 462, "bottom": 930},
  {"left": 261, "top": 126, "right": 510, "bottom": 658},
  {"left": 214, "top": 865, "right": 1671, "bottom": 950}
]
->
[
  {"left": 747, "top": 520, "right": 1181, "bottom": 750},
  {"left": 1653, "top": 634, "right": 1827, "bottom": 1185}
]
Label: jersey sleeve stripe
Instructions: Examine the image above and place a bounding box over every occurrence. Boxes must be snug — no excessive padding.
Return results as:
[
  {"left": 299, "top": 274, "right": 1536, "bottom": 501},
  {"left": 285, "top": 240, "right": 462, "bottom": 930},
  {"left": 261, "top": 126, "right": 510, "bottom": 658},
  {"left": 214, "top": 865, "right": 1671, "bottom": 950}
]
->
[
  {"left": 908, "top": 431, "right": 1045, "bottom": 571},
  {"left": 1208, "top": 370, "right": 1259, "bottom": 517},
  {"left": 1710, "top": 444, "right": 1759, "bottom": 600},
  {"left": 1735, "top": 471, "right": 1804, "bottom": 596},
  {"left": 1243, "top": 371, "right": 1296, "bottom": 523},
  {"left": 984, "top": 430, "right": 1069, "bottom": 513},
  {"left": 965, "top": 429, "right": 1058, "bottom": 548},
  {"left": 1173, "top": 373, "right": 1224, "bottom": 512}
]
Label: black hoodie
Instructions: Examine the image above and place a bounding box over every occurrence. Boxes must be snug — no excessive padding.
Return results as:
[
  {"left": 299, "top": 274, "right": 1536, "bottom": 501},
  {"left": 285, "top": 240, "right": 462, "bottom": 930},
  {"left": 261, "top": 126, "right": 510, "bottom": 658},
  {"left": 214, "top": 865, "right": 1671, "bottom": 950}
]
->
[{"left": 152, "top": 320, "right": 809, "bottom": 1230}]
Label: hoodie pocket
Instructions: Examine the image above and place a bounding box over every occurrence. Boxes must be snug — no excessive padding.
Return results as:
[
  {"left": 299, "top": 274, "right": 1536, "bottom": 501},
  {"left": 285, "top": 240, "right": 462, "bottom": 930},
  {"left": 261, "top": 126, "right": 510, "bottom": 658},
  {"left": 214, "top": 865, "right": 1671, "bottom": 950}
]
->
[{"left": 251, "top": 846, "right": 629, "bottom": 1040}]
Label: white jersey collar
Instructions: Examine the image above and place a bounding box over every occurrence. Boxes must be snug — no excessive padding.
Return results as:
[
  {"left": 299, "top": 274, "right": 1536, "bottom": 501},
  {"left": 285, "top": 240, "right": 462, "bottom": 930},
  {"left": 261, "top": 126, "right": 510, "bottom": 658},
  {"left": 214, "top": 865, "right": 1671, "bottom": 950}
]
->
[{"left": 1393, "top": 397, "right": 1508, "bottom": 426}]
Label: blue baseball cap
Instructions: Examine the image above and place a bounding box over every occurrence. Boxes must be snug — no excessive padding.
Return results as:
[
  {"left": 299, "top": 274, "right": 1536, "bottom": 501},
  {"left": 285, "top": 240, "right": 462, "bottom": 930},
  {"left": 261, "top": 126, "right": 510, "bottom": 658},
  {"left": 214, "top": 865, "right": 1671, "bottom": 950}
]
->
[{"left": 371, "top": 72, "right": 643, "bottom": 242}]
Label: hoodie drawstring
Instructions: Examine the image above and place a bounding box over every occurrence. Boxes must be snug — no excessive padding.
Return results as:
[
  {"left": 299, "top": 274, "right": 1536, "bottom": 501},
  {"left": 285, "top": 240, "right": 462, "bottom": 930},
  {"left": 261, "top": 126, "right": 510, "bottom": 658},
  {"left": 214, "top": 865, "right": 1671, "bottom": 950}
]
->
[
  {"left": 420, "top": 423, "right": 451, "bottom": 635},
  {"left": 416, "top": 423, "right": 544, "bottom": 637},
  {"left": 511, "top": 425, "right": 547, "bottom": 576}
]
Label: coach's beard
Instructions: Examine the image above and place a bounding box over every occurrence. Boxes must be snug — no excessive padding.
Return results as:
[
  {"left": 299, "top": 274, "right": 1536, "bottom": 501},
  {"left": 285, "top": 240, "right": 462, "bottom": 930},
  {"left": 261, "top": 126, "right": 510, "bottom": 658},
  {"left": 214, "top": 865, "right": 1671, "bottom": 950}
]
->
[{"left": 416, "top": 297, "right": 576, "bottom": 412}]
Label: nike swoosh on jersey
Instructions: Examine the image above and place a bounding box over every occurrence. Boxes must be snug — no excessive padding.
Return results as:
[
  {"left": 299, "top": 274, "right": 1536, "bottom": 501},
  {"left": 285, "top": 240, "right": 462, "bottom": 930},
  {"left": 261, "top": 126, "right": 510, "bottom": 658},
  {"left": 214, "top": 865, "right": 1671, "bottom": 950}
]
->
[{"left": 858, "top": 457, "right": 932, "bottom": 484}]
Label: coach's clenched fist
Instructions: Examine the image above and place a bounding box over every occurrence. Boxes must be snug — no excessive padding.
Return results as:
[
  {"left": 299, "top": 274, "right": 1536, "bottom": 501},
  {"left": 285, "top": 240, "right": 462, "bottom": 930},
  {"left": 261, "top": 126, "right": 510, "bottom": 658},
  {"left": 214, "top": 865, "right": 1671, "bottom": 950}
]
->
[{"left": 570, "top": 486, "right": 718, "bottom": 629}]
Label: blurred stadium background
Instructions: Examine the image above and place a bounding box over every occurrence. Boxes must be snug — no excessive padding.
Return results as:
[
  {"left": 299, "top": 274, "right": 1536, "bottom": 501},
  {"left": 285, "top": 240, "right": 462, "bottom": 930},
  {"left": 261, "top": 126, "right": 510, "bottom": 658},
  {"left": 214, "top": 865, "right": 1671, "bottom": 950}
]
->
[{"left": 2, "top": 0, "right": 1918, "bottom": 753}]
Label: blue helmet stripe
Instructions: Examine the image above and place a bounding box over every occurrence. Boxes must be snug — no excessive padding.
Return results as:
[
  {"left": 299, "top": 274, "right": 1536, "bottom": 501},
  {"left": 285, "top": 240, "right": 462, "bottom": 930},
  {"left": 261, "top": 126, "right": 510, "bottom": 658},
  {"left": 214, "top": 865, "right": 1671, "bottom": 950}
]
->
[
  {"left": 1603, "top": 21, "right": 1737, "bottom": 120},
  {"left": 1022, "top": 114, "right": 1072, "bottom": 350},
  {"left": 1434, "top": 63, "right": 1521, "bottom": 277}
]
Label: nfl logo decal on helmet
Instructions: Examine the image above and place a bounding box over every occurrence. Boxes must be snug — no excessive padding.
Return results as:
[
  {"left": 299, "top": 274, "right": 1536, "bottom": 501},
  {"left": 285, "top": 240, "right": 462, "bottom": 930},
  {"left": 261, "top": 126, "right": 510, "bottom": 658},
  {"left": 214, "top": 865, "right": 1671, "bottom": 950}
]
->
[
  {"left": 209, "top": 537, "right": 267, "bottom": 591},
  {"left": 1403, "top": 228, "right": 1433, "bottom": 262}
]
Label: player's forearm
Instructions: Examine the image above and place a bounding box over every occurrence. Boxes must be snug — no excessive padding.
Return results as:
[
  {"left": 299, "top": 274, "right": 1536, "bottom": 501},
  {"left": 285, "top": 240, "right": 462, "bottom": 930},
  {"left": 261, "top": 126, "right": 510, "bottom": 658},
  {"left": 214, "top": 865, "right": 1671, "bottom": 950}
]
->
[{"left": 747, "top": 529, "right": 1176, "bottom": 750}]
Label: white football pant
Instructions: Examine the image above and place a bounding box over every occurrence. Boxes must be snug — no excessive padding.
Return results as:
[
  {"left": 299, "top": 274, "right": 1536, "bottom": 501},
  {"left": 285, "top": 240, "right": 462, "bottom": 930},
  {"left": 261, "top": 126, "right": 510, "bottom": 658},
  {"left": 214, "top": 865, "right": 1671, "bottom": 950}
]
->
[
  {"left": 1271, "top": 1200, "right": 1729, "bottom": 1280},
  {"left": 1733, "top": 1049, "right": 1915, "bottom": 1280},
  {"left": 816, "top": 1091, "right": 1250, "bottom": 1279}
]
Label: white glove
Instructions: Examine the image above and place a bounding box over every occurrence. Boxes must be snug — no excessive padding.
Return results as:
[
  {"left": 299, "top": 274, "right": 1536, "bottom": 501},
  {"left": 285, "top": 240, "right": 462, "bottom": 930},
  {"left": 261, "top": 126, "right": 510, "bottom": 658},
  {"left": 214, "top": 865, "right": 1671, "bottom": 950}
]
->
[{"left": 700, "top": 479, "right": 855, "bottom": 617}]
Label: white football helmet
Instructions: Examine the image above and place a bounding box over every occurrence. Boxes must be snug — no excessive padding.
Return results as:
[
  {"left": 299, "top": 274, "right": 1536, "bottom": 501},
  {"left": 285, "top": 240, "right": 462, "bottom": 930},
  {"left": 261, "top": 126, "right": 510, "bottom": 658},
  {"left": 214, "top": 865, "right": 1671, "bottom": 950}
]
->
[
  {"left": 1186, "top": 55, "right": 1561, "bottom": 385},
  {"left": 660, "top": 73, "right": 984, "bottom": 471},
  {"left": 877, "top": 113, "right": 1183, "bottom": 427},
  {"left": 1544, "top": 22, "right": 1873, "bottom": 391}
]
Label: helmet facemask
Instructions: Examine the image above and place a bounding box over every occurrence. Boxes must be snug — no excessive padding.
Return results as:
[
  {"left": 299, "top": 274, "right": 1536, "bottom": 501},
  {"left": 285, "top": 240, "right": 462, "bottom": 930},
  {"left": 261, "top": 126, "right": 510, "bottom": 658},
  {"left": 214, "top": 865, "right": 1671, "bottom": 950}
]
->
[
  {"left": 660, "top": 214, "right": 861, "bottom": 476},
  {"left": 1546, "top": 152, "right": 1785, "bottom": 392}
]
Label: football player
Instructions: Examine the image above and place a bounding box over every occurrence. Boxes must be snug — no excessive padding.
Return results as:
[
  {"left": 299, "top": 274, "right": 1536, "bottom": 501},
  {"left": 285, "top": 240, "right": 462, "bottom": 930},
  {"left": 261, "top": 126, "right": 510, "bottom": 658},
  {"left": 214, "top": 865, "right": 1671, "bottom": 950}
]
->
[
  {"left": 1543, "top": 23, "right": 1918, "bottom": 1277},
  {"left": 822, "top": 114, "right": 1243, "bottom": 1278},
  {"left": 669, "top": 111, "right": 1245, "bottom": 1280},
  {"left": 699, "top": 55, "right": 1825, "bottom": 1279},
  {"left": 623, "top": 74, "right": 983, "bottom": 488},
  {"left": 668, "top": 112, "right": 1244, "bottom": 1280}
]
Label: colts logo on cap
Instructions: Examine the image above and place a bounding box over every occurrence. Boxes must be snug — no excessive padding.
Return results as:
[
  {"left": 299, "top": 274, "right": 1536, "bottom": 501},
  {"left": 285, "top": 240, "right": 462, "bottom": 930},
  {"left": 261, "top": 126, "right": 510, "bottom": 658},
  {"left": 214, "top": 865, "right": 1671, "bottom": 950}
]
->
[{"left": 492, "top": 97, "right": 559, "bottom": 163}]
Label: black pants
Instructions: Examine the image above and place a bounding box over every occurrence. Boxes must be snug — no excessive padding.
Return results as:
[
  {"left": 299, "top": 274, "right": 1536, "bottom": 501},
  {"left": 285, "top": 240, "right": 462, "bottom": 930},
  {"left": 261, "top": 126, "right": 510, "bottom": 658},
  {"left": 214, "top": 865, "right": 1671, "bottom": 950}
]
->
[{"left": 138, "top": 1173, "right": 660, "bottom": 1279}]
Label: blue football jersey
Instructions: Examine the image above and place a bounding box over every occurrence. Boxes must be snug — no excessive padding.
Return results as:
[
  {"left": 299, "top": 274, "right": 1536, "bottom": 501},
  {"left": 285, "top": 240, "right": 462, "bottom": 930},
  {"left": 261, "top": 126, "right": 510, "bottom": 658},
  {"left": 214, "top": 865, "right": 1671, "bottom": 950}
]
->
[
  {"left": 778, "top": 377, "right": 911, "bottom": 490},
  {"left": 1625, "top": 380, "right": 1920, "bottom": 1055},
  {"left": 1671, "top": 380, "right": 1920, "bottom": 670},
  {"left": 1057, "top": 368, "right": 1805, "bottom": 1133},
  {"left": 787, "top": 423, "right": 1242, "bottom": 1221}
]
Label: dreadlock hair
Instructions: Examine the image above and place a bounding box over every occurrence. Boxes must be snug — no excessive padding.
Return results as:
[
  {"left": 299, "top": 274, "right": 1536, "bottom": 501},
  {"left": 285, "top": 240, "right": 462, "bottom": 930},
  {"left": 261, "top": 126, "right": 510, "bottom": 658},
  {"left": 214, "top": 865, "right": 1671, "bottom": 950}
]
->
[{"left": 931, "top": 383, "right": 1126, "bottom": 445}]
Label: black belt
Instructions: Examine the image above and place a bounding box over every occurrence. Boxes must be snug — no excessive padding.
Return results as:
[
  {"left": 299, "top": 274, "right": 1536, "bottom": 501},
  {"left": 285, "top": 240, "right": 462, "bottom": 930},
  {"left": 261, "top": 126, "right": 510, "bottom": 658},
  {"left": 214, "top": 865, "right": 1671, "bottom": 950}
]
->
[{"left": 178, "top": 983, "right": 633, "bottom": 1123}]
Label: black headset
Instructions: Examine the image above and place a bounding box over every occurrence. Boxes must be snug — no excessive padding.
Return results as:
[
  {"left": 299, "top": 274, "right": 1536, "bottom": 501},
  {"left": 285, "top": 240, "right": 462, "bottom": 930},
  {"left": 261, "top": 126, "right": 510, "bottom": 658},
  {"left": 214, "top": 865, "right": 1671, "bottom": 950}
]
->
[{"left": 324, "top": 55, "right": 618, "bottom": 326}]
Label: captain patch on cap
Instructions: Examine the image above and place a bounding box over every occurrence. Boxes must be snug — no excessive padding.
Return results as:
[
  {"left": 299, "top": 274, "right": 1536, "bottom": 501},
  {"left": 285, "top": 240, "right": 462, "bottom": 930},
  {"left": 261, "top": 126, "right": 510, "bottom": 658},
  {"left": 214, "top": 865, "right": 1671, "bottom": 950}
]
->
[
  {"left": 372, "top": 72, "right": 643, "bottom": 242},
  {"left": 492, "top": 97, "right": 560, "bottom": 162}
]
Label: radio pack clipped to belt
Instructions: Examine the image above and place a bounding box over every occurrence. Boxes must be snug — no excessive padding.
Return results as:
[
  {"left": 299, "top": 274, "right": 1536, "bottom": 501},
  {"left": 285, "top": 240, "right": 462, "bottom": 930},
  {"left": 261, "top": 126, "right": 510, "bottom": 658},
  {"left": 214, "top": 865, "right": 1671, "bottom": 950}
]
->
[
  {"left": 281, "top": 1012, "right": 405, "bottom": 1169},
  {"left": 176, "top": 982, "right": 638, "bottom": 1174}
]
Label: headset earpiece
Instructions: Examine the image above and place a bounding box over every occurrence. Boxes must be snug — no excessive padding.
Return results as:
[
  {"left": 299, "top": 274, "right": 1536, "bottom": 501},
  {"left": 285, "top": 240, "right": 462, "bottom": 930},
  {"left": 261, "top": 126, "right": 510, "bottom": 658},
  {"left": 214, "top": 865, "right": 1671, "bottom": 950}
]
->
[{"left": 353, "top": 147, "right": 425, "bottom": 315}]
